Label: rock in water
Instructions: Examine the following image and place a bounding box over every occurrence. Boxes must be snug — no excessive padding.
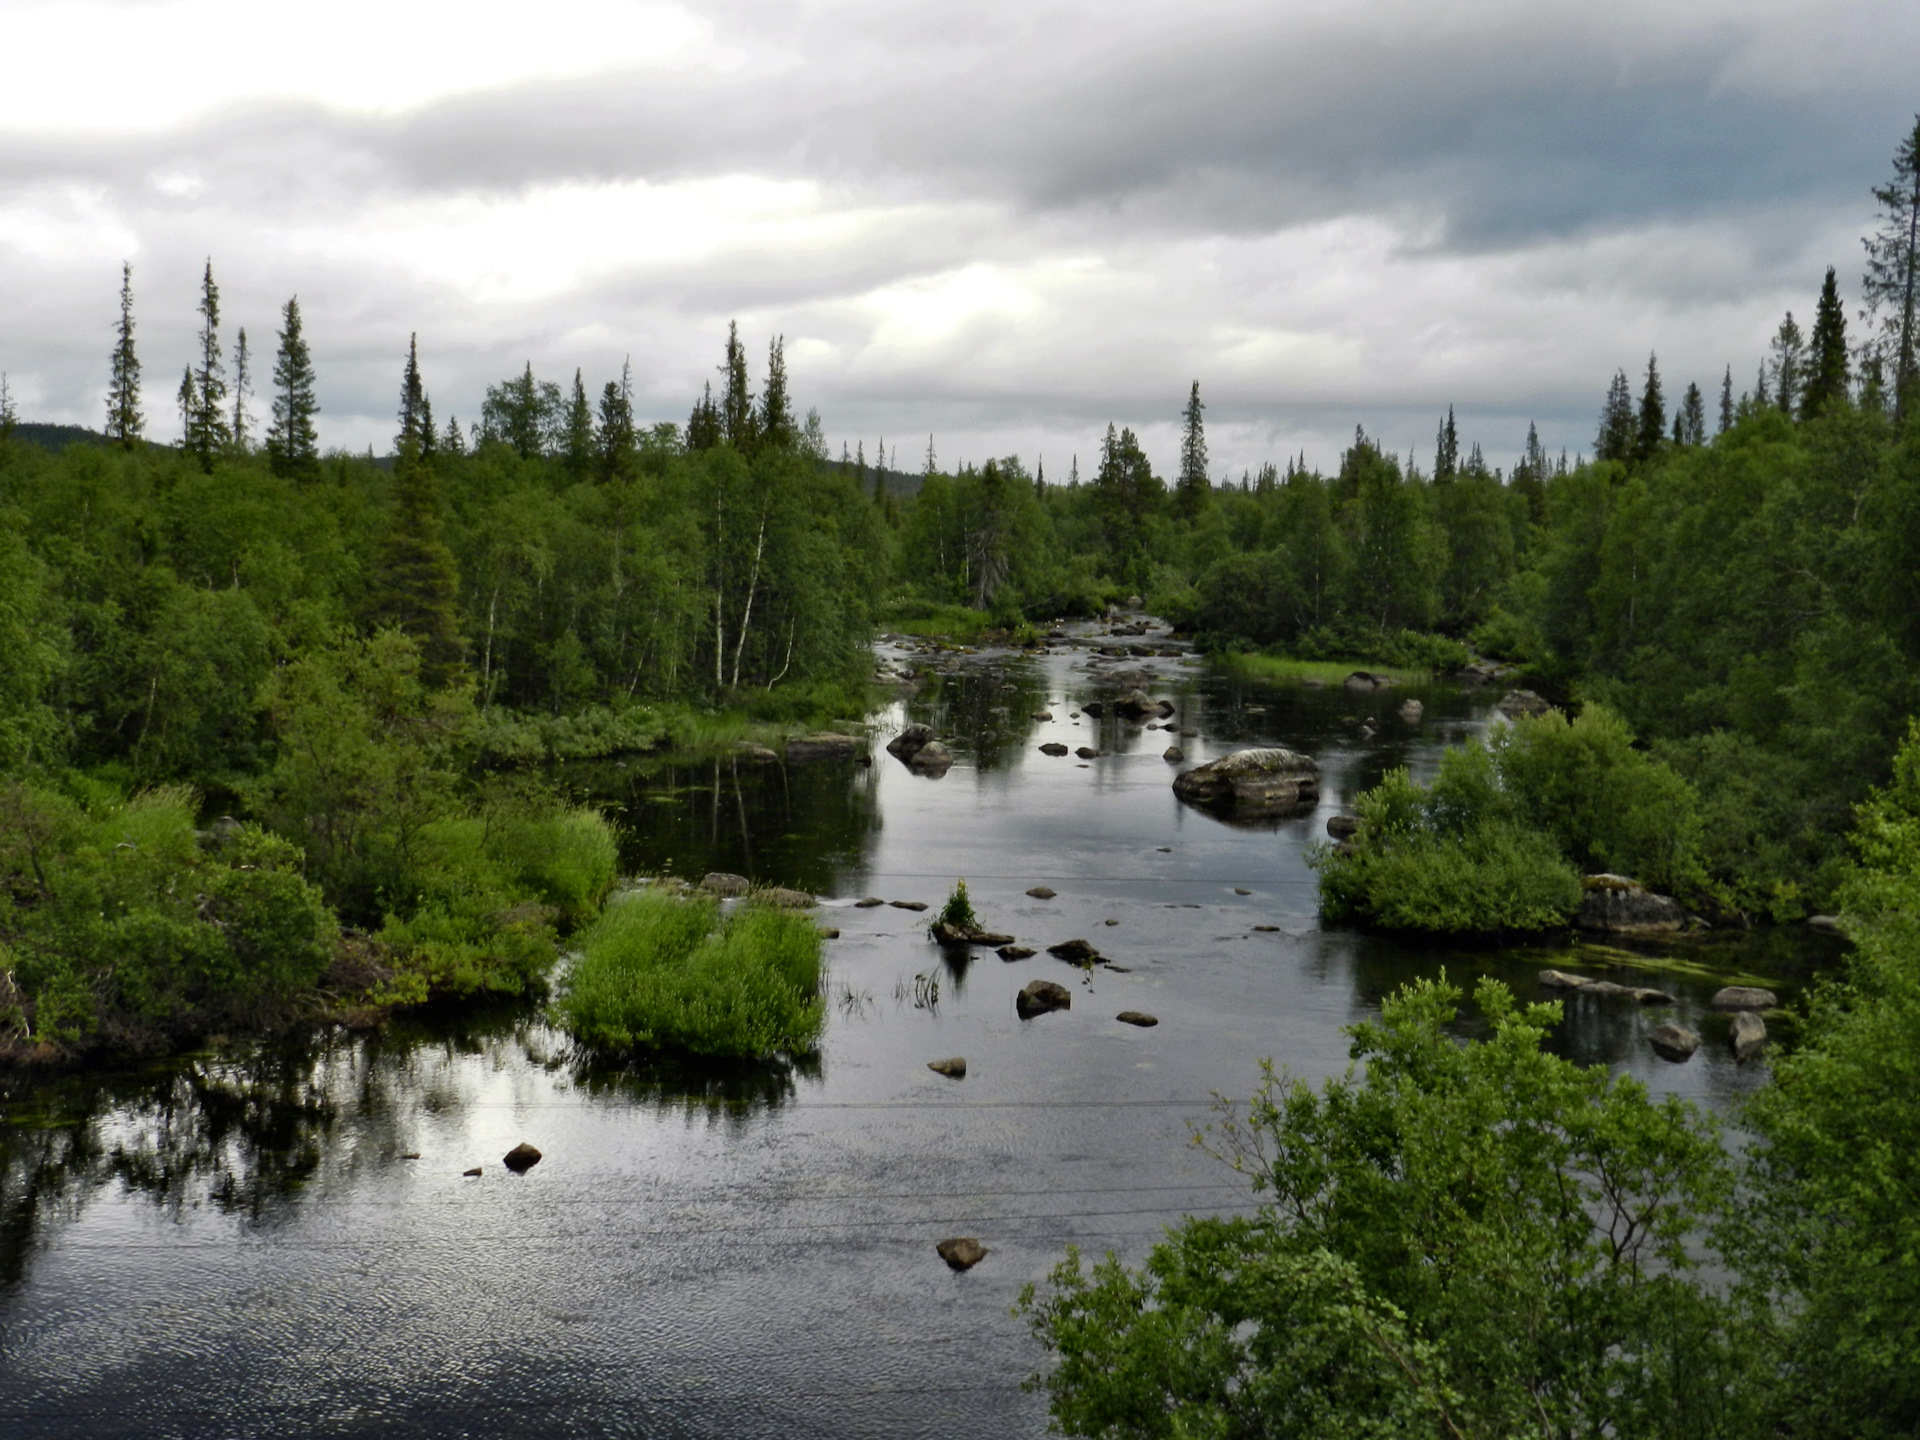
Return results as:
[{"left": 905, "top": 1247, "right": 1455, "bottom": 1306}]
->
[
  {"left": 1711, "top": 985, "right": 1779, "bottom": 1011},
  {"left": 890, "top": 899, "right": 929, "bottom": 912},
  {"left": 757, "top": 887, "right": 816, "bottom": 909},
  {"left": 732, "top": 742, "right": 780, "bottom": 763},
  {"left": 1576, "top": 875, "right": 1687, "bottom": 934},
  {"left": 1399, "top": 699, "right": 1424, "bottom": 723},
  {"left": 700, "top": 872, "right": 751, "bottom": 896},
  {"left": 998, "top": 945, "right": 1036, "bottom": 960},
  {"left": 1497, "top": 689, "right": 1552, "bottom": 718},
  {"left": 1807, "top": 914, "right": 1842, "bottom": 933},
  {"left": 1343, "top": 671, "right": 1391, "bottom": 691},
  {"left": 937, "top": 1237, "right": 987, "bottom": 1271},
  {"left": 1026, "top": 886, "right": 1057, "bottom": 899},
  {"left": 503, "top": 1143, "right": 543, "bottom": 1173},
  {"left": 1173, "top": 748, "right": 1320, "bottom": 814},
  {"left": 1016, "top": 980, "right": 1073, "bottom": 1018},
  {"left": 1730, "top": 1011, "right": 1767, "bottom": 1062},
  {"left": 1115, "top": 689, "right": 1174, "bottom": 720},
  {"left": 927, "top": 1057, "right": 967, "bottom": 1079},
  {"left": 462, "top": 1167, "right": 483, "bottom": 1177},
  {"left": 785, "top": 731, "right": 863, "bottom": 762},
  {"left": 1326, "top": 814, "right": 1359, "bottom": 840},
  {"left": 1163, "top": 746, "right": 1184, "bottom": 762},
  {"left": 909, "top": 740, "right": 953, "bottom": 775},
  {"left": 1031, "top": 711, "right": 1053, "bottom": 722},
  {"left": 1116, "top": 1011, "right": 1158, "bottom": 1027},
  {"left": 1649, "top": 1023, "right": 1700, "bottom": 1062},
  {"left": 886, "top": 723, "right": 935, "bottom": 762},
  {"left": 1540, "top": 970, "right": 1591, "bottom": 989},
  {"left": 1039, "top": 742, "right": 1070, "bottom": 756},
  {"left": 1075, "top": 745, "right": 1101, "bottom": 759},
  {"left": 854, "top": 896, "right": 886, "bottom": 908},
  {"left": 1047, "top": 938, "right": 1101, "bottom": 963}
]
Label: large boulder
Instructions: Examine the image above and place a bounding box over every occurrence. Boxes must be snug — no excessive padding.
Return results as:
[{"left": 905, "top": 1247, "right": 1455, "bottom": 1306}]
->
[
  {"left": 1047, "top": 938, "right": 1102, "bottom": 964},
  {"left": 1173, "top": 748, "right": 1320, "bottom": 813},
  {"left": 700, "top": 872, "right": 752, "bottom": 896},
  {"left": 1498, "top": 689, "right": 1552, "bottom": 719},
  {"left": 1649, "top": 1023, "right": 1700, "bottom": 1062},
  {"left": 1115, "top": 689, "right": 1175, "bottom": 720},
  {"left": 909, "top": 741, "right": 953, "bottom": 775},
  {"left": 503, "top": 1142, "right": 543, "bottom": 1173},
  {"left": 756, "top": 887, "right": 816, "bottom": 909},
  {"left": 1710, "top": 985, "right": 1778, "bottom": 1011},
  {"left": 1016, "top": 979, "right": 1073, "bottom": 1019},
  {"left": 1343, "top": 671, "right": 1393, "bottom": 692},
  {"left": 1039, "top": 742, "right": 1070, "bottom": 756},
  {"left": 936, "top": 1237, "right": 988, "bottom": 1270},
  {"left": 785, "top": 731, "right": 863, "bottom": 762},
  {"left": 886, "top": 723, "right": 936, "bottom": 762},
  {"left": 1326, "top": 815, "right": 1360, "bottom": 840},
  {"left": 1730, "top": 1012, "right": 1767, "bottom": 1062},
  {"left": 1576, "top": 875, "right": 1687, "bottom": 934}
]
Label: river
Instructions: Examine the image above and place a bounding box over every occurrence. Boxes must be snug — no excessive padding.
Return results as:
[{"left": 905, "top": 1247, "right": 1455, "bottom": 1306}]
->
[{"left": 0, "top": 624, "right": 1835, "bottom": 1438}]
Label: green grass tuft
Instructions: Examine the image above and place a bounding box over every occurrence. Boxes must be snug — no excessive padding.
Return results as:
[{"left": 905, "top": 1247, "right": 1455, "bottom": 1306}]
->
[{"left": 554, "top": 890, "right": 824, "bottom": 1059}]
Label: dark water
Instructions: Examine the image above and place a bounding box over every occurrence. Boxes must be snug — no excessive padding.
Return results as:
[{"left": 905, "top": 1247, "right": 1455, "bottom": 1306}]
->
[{"left": 0, "top": 628, "right": 1839, "bottom": 1438}]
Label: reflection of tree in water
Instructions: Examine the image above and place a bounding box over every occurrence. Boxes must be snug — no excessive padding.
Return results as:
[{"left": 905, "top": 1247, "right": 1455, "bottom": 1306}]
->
[
  {"left": 563, "top": 1049, "right": 817, "bottom": 1128},
  {"left": 577, "top": 751, "right": 882, "bottom": 894},
  {"left": 902, "top": 663, "right": 1051, "bottom": 773}
]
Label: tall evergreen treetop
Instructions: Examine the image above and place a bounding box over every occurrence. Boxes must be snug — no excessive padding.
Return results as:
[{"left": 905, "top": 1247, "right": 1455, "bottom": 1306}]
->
[
  {"left": 759, "top": 335, "right": 795, "bottom": 450},
  {"left": 720, "top": 321, "right": 755, "bottom": 449},
  {"left": 231, "top": 327, "right": 252, "bottom": 452},
  {"left": 1802, "top": 267, "right": 1851, "bottom": 420},
  {"left": 1634, "top": 353, "right": 1666, "bottom": 465},
  {"left": 687, "top": 380, "right": 721, "bottom": 452},
  {"left": 1719, "top": 366, "right": 1734, "bottom": 434},
  {"left": 1862, "top": 113, "right": 1920, "bottom": 417},
  {"left": 563, "top": 368, "right": 592, "bottom": 478},
  {"left": 1679, "top": 382, "right": 1707, "bottom": 446},
  {"left": 0, "top": 373, "right": 15, "bottom": 440},
  {"left": 596, "top": 363, "right": 636, "bottom": 483},
  {"left": 184, "top": 260, "right": 229, "bottom": 469},
  {"left": 1596, "top": 369, "right": 1635, "bottom": 462},
  {"left": 1175, "top": 380, "right": 1210, "bottom": 517},
  {"left": 1434, "top": 406, "right": 1459, "bottom": 481},
  {"left": 1770, "top": 312, "right": 1806, "bottom": 416},
  {"left": 396, "top": 334, "right": 428, "bottom": 458},
  {"left": 105, "top": 261, "right": 143, "bottom": 447},
  {"left": 266, "top": 295, "right": 319, "bottom": 479}
]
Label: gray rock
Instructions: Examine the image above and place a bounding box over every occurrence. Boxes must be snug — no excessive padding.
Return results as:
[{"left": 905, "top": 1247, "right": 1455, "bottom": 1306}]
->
[
  {"left": 1032, "top": 711, "right": 1054, "bottom": 722},
  {"left": 998, "top": 945, "right": 1035, "bottom": 960},
  {"left": 1711, "top": 986, "right": 1779, "bottom": 1011},
  {"left": 1649, "top": 1023, "right": 1700, "bottom": 1062},
  {"left": 890, "top": 899, "right": 930, "bottom": 912},
  {"left": 1115, "top": 688, "right": 1175, "bottom": 720},
  {"left": 1398, "top": 699, "right": 1424, "bottom": 723},
  {"left": 1577, "top": 875, "right": 1687, "bottom": 934},
  {"left": 1807, "top": 914, "right": 1843, "bottom": 933},
  {"left": 886, "top": 723, "right": 936, "bottom": 762},
  {"left": 1026, "top": 886, "right": 1057, "bottom": 899},
  {"left": 936, "top": 1237, "right": 988, "bottom": 1270},
  {"left": 503, "top": 1142, "right": 542, "bottom": 1173},
  {"left": 1116, "top": 1011, "right": 1158, "bottom": 1027},
  {"left": 1730, "top": 1011, "right": 1767, "bottom": 1062},
  {"left": 1016, "top": 979, "right": 1073, "bottom": 1019},
  {"left": 1326, "top": 815, "right": 1360, "bottom": 840},
  {"left": 1234, "top": 887, "right": 1252, "bottom": 896},
  {"left": 1173, "top": 748, "right": 1320, "bottom": 813},
  {"left": 756, "top": 887, "right": 816, "bottom": 909},
  {"left": 854, "top": 896, "right": 886, "bottom": 907},
  {"left": 1497, "top": 689, "right": 1552, "bottom": 719},
  {"left": 785, "top": 731, "right": 862, "bottom": 762},
  {"left": 909, "top": 740, "right": 953, "bottom": 774},
  {"left": 927, "top": 1057, "right": 967, "bottom": 1079},
  {"left": 1252, "top": 924, "right": 1281, "bottom": 932},
  {"left": 700, "top": 872, "right": 752, "bottom": 896},
  {"left": 1344, "top": 671, "right": 1392, "bottom": 691},
  {"left": 1163, "top": 745, "right": 1185, "bottom": 761},
  {"left": 1075, "top": 746, "right": 1101, "bottom": 759},
  {"left": 1081, "top": 701, "right": 1106, "bottom": 717},
  {"left": 1048, "top": 938, "right": 1101, "bottom": 964},
  {"left": 732, "top": 741, "right": 780, "bottom": 763},
  {"left": 1039, "top": 742, "right": 1070, "bottom": 756},
  {"left": 463, "top": 1166, "right": 482, "bottom": 1177},
  {"left": 817, "top": 927, "right": 840, "bottom": 939},
  {"left": 1540, "top": 969, "right": 1591, "bottom": 989}
]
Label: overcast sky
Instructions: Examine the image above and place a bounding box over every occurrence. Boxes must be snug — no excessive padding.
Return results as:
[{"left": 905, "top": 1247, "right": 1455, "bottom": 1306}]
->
[{"left": 1, "top": 0, "right": 1914, "bottom": 478}]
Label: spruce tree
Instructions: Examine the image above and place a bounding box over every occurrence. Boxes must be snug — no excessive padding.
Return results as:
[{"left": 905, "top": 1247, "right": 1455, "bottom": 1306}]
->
[
  {"left": 266, "top": 296, "right": 319, "bottom": 480},
  {"left": 105, "top": 261, "right": 143, "bottom": 447},
  {"left": 177, "top": 367, "right": 197, "bottom": 447},
  {"left": 1719, "top": 366, "right": 1734, "bottom": 434},
  {"left": 230, "top": 327, "right": 252, "bottom": 452},
  {"left": 687, "top": 380, "right": 722, "bottom": 451},
  {"left": 369, "top": 346, "right": 464, "bottom": 687},
  {"left": 596, "top": 370, "right": 636, "bottom": 483},
  {"left": 720, "top": 321, "right": 755, "bottom": 449},
  {"left": 0, "top": 373, "right": 15, "bottom": 441},
  {"left": 1862, "top": 114, "right": 1920, "bottom": 417},
  {"left": 1433, "top": 406, "right": 1459, "bottom": 481},
  {"left": 564, "top": 368, "right": 593, "bottom": 478},
  {"left": 1175, "top": 381, "right": 1210, "bottom": 517},
  {"left": 418, "top": 393, "right": 437, "bottom": 463},
  {"left": 1595, "top": 369, "right": 1635, "bottom": 462},
  {"left": 1679, "top": 382, "right": 1706, "bottom": 445},
  {"left": 1769, "top": 313, "right": 1806, "bottom": 416},
  {"left": 758, "top": 335, "right": 795, "bottom": 449},
  {"left": 1634, "top": 353, "right": 1665, "bottom": 465},
  {"left": 1802, "top": 267, "right": 1851, "bottom": 420},
  {"left": 184, "top": 261, "right": 230, "bottom": 469},
  {"left": 441, "top": 414, "right": 468, "bottom": 458},
  {"left": 395, "top": 334, "right": 428, "bottom": 456}
]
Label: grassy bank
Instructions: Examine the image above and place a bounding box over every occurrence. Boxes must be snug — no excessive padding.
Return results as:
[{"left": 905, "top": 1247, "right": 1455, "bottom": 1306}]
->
[
  {"left": 554, "top": 890, "right": 824, "bottom": 1059},
  {"left": 1215, "top": 653, "right": 1424, "bottom": 687}
]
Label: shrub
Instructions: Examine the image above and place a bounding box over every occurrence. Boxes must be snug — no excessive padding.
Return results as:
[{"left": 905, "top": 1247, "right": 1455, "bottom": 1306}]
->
[
  {"left": 933, "top": 879, "right": 979, "bottom": 936},
  {"left": 555, "top": 891, "right": 824, "bottom": 1059}
]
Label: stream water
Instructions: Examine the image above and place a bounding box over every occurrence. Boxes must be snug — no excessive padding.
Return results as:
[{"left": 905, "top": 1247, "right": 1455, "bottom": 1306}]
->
[{"left": 0, "top": 625, "right": 1838, "bottom": 1438}]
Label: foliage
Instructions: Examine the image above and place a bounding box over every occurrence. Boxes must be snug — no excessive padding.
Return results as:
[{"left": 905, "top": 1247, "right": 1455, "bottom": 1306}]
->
[
  {"left": 1022, "top": 977, "right": 1747, "bottom": 1440},
  {"left": 555, "top": 890, "right": 824, "bottom": 1059},
  {"left": 933, "top": 878, "right": 979, "bottom": 936}
]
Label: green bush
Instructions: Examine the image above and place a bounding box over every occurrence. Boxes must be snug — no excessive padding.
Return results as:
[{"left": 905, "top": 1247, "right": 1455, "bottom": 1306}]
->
[{"left": 555, "top": 890, "right": 824, "bottom": 1059}]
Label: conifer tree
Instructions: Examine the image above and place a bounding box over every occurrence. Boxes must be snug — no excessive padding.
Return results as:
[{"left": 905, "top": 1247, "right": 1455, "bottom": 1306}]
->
[
  {"left": 395, "top": 334, "right": 428, "bottom": 456},
  {"left": 177, "top": 367, "right": 197, "bottom": 446},
  {"left": 758, "top": 335, "right": 794, "bottom": 450},
  {"left": 105, "top": 261, "right": 143, "bottom": 447},
  {"left": 0, "top": 373, "right": 15, "bottom": 441},
  {"left": 596, "top": 372, "right": 636, "bottom": 482},
  {"left": 229, "top": 327, "right": 252, "bottom": 451},
  {"left": 266, "top": 296, "right": 319, "bottom": 479},
  {"left": 1633, "top": 353, "right": 1665, "bottom": 465},
  {"left": 1862, "top": 114, "right": 1920, "bottom": 417},
  {"left": 1769, "top": 313, "right": 1806, "bottom": 416},
  {"left": 184, "top": 261, "right": 230, "bottom": 469},
  {"left": 370, "top": 344, "right": 464, "bottom": 687},
  {"left": 1595, "top": 369, "right": 1635, "bottom": 462},
  {"left": 1719, "top": 366, "right": 1734, "bottom": 434},
  {"left": 1802, "top": 267, "right": 1851, "bottom": 420},
  {"left": 925, "top": 434, "right": 937, "bottom": 477},
  {"left": 1433, "top": 407, "right": 1459, "bottom": 481},
  {"left": 441, "top": 414, "right": 468, "bottom": 458},
  {"left": 1678, "top": 382, "right": 1706, "bottom": 445},
  {"left": 418, "top": 393, "right": 437, "bottom": 463},
  {"left": 564, "top": 368, "right": 593, "bottom": 478},
  {"left": 687, "top": 380, "right": 722, "bottom": 452},
  {"left": 720, "top": 321, "right": 755, "bottom": 449},
  {"left": 1174, "top": 381, "right": 1211, "bottom": 516}
]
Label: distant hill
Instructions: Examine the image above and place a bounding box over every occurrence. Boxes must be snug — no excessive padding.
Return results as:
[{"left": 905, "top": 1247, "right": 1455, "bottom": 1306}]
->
[{"left": 10, "top": 421, "right": 109, "bottom": 452}]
